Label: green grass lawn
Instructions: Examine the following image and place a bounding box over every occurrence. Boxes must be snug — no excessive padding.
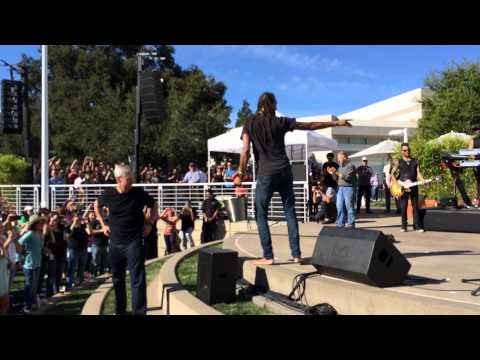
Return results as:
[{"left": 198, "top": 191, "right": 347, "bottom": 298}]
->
[
  {"left": 177, "top": 248, "right": 273, "bottom": 315},
  {"left": 101, "top": 258, "right": 167, "bottom": 315}
]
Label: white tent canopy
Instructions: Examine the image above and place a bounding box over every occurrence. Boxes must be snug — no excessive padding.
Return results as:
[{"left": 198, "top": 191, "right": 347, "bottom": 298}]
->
[
  {"left": 350, "top": 139, "right": 400, "bottom": 159},
  {"left": 207, "top": 127, "right": 338, "bottom": 154}
]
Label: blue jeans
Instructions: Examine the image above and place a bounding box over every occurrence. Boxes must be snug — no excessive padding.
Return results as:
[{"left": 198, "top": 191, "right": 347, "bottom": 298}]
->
[
  {"left": 255, "top": 168, "right": 301, "bottom": 260},
  {"left": 67, "top": 248, "right": 87, "bottom": 289},
  {"left": 92, "top": 244, "right": 108, "bottom": 277},
  {"left": 23, "top": 267, "right": 40, "bottom": 309},
  {"left": 336, "top": 186, "right": 356, "bottom": 227}
]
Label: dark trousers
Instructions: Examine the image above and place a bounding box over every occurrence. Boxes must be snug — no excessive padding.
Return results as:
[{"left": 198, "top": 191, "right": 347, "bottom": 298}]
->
[
  {"left": 399, "top": 187, "right": 421, "bottom": 229},
  {"left": 474, "top": 168, "right": 480, "bottom": 200},
  {"left": 163, "top": 233, "right": 176, "bottom": 254},
  {"left": 54, "top": 257, "right": 66, "bottom": 293},
  {"left": 202, "top": 222, "right": 217, "bottom": 243},
  {"left": 315, "top": 202, "right": 336, "bottom": 222},
  {"left": 356, "top": 185, "right": 372, "bottom": 212},
  {"left": 109, "top": 240, "right": 147, "bottom": 315},
  {"left": 255, "top": 168, "right": 300, "bottom": 260},
  {"left": 451, "top": 169, "right": 472, "bottom": 206}
]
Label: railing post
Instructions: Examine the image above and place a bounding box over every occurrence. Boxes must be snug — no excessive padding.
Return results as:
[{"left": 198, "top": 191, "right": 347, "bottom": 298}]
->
[
  {"left": 34, "top": 186, "right": 39, "bottom": 212},
  {"left": 16, "top": 187, "right": 21, "bottom": 215},
  {"left": 50, "top": 186, "right": 56, "bottom": 210}
]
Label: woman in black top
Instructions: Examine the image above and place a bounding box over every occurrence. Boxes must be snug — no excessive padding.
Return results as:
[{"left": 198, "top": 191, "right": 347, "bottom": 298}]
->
[
  {"left": 180, "top": 201, "right": 195, "bottom": 250},
  {"left": 66, "top": 215, "right": 91, "bottom": 289},
  {"left": 45, "top": 214, "right": 67, "bottom": 295}
]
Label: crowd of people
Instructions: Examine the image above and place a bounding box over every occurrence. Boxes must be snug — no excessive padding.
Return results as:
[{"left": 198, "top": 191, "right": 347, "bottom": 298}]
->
[
  {"left": 47, "top": 155, "right": 254, "bottom": 186},
  {"left": 308, "top": 152, "right": 397, "bottom": 225},
  {"left": 0, "top": 184, "right": 223, "bottom": 314}
]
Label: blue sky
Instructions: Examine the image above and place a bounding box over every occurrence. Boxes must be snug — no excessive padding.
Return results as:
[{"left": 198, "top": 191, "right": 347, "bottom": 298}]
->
[{"left": 2, "top": 45, "right": 480, "bottom": 124}]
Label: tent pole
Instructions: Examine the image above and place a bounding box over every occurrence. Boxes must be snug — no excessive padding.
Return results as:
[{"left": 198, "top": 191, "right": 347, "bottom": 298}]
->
[{"left": 208, "top": 151, "right": 211, "bottom": 183}]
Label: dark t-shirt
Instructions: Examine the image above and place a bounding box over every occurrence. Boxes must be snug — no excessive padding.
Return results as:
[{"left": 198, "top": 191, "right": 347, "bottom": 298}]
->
[
  {"left": 241, "top": 115, "right": 296, "bottom": 176},
  {"left": 213, "top": 174, "right": 224, "bottom": 182},
  {"left": 90, "top": 219, "right": 109, "bottom": 247},
  {"left": 180, "top": 211, "right": 195, "bottom": 231},
  {"left": 322, "top": 161, "right": 339, "bottom": 188},
  {"left": 97, "top": 187, "right": 155, "bottom": 244},
  {"left": 47, "top": 225, "right": 67, "bottom": 259},
  {"left": 68, "top": 224, "right": 89, "bottom": 250},
  {"left": 202, "top": 198, "right": 220, "bottom": 220}
]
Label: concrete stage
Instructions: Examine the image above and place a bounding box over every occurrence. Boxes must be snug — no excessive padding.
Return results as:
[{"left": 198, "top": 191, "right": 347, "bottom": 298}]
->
[{"left": 223, "top": 213, "right": 480, "bottom": 314}]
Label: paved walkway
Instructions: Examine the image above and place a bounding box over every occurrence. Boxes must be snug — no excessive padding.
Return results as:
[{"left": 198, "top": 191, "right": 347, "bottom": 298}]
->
[{"left": 229, "top": 211, "right": 480, "bottom": 309}]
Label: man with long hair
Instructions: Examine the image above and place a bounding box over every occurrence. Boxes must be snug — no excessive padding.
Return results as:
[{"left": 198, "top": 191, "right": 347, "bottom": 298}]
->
[{"left": 235, "top": 92, "right": 351, "bottom": 265}]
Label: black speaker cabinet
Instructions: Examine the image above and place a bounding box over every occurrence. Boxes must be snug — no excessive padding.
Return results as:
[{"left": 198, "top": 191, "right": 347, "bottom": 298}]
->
[
  {"left": 311, "top": 227, "right": 411, "bottom": 287},
  {"left": 291, "top": 162, "right": 306, "bottom": 181},
  {"left": 139, "top": 70, "right": 165, "bottom": 123},
  {"left": 196, "top": 247, "right": 238, "bottom": 305}
]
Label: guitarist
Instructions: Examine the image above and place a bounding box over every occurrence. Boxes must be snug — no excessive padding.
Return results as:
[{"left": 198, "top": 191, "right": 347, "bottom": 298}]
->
[{"left": 391, "top": 143, "right": 425, "bottom": 233}]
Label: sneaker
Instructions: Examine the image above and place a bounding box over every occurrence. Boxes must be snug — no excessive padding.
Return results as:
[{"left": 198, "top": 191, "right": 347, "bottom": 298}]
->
[
  {"left": 417, "top": 229, "right": 425, "bottom": 233},
  {"left": 292, "top": 257, "right": 303, "bottom": 264},
  {"left": 400, "top": 228, "right": 407, "bottom": 232},
  {"left": 253, "top": 258, "right": 274, "bottom": 266},
  {"left": 23, "top": 307, "right": 31, "bottom": 314}
]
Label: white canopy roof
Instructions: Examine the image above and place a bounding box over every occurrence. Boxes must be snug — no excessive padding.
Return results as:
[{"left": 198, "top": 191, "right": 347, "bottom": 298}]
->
[
  {"left": 350, "top": 139, "right": 400, "bottom": 158},
  {"left": 207, "top": 127, "right": 338, "bottom": 154}
]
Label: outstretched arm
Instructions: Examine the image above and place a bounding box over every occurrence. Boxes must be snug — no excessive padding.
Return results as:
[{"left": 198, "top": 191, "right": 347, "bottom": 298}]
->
[{"left": 295, "top": 117, "right": 352, "bottom": 131}]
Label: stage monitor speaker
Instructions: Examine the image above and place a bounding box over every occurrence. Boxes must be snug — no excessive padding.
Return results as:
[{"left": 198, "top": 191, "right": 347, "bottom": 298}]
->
[
  {"left": 196, "top": 247, "right": 238, "bottom": 305},
  {"left": 291, "top": 162, "right": 306, "bottom": 181},
  {"left": 311, "top": 227, "right": 411, "bottom": 287},
  {"left": 439, "top": 197, "right": 457, "bottom": 208},
  {"left": 139, "top": 70, "right": 165, "bottom": 123}
]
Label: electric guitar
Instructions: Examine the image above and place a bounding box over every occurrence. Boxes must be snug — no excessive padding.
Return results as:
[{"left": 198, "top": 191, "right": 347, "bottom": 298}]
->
[{"left": 390, "top": 176, "right": 441, "bottom": 198}]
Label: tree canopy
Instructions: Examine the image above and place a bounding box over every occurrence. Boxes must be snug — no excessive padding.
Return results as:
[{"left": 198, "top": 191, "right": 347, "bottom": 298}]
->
[
  {"left": 0, "top": 45, "right": 231, "bottom": 172},
  {"left": 235, "top": 99, "right": 253, "bottom": 127},
  {"left": 418, "top": 61, "right": 480, "bottom": 139}
]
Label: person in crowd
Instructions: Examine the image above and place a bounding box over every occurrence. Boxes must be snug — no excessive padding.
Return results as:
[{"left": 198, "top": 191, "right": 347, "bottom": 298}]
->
[
  {"left": 180, "top": 201, "right": 195, "bottom": 250},
  {"left": 49, "top": 169, "right": 65, "bottom": 185},
  {"left": 327, "top": 151, "right": 357, "bottom": 229},
  {"left": 88, "top": 211, "right": 109, "bottom": 278},
  {"left": 314, "top": 183, "right": 337, "bottom": 224},
  {"left": 236, "top": 92, "right": 352, "bottom": 265},
  {"left": 66, "top": 214, "right": 91, "bottom": 290},
  {"left": 19, "top": 206, "right": 34, "bottom": 226},
  {"left": 383, "top": 155, "right": 401, "bottom": 215},
  {"left": 2, "top": 214, "right": 20, "bottom": 291},
  {"left": 95, "top": 164, "right": 157, "bottom": 315},
  {"left": 67, "top": 160, "right": 80, "bottom": 184},
  {"left": 46, "top": 213, "right": 67, "bottom": 294},
  {"left": 150, "top": 169, "right": 161, "bottom": 184},
  {"left": 213, "top": 167, "right": 224, "bottom": 182},
  {"left": 322, "top": 152, "right": 339, "bottom": 190},
  {"left": 0, "top": 233, "right": 10, "bottom": 314},
  {"left": 160, "top": 207, "right": 179, "bottom": 254},
  {"left": 371, "top": 172, "right": 380, "bottom": 202},
  {"left": 17, "top": 215, "right": 47, "bottom": 313},
  {"left": 356, "top": 156, "right": 373, "bottom": 214},
  {"left": 168, "top": 168, "right": 180, "bottom": 183},
  {"left": 143, "top": 206, "right": 158, "bottom": 260},
  {"left": 37, "top": 214, "right": 56, "bottom": 298},
  {"left": 223, "top": 160, "right": 237, "bottom": 187},
  {"left": 201, "top": 190, "right": 220, "bottom": 244},
  {"left": 391, "top": 143, "right": 425, "bottom": 232},
  {"left": 312, "top": 181, "right": 323, "bottom": 215},
  {"left": 182, "top": 162, "right": 208, "bottom": 183},
  {"left": 0, "top": 219, "right": 21, "bottom": 314}
]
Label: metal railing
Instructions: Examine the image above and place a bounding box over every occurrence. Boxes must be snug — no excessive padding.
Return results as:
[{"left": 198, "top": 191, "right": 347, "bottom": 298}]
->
[
  {"left": 0, "top": 185, "right": 40, "bottom": 214},
  {"left": 1, "top": 182, "right": 310, "bottom": 222},
  {"left": 49, "top": 182, "right": 310, "bottom": 222}
]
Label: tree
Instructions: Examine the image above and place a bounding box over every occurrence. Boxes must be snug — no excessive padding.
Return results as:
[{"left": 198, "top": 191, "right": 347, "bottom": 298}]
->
[
  {"left": 419, "top": 61, "right": 480, "bottom": 139},
  {"left": 0, "top": 45, "right": 231, "bottom": 175},
  {"left": 235, "top": 99, "right": 253, "bottom": 127},
  {"left": 0, "top": 154, "right": 29, "bottom": 184}
]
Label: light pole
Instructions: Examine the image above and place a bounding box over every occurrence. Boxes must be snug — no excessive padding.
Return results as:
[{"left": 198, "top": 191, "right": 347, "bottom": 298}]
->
[{"left": 41, "top": 45, "right": 49, "bottom": 209}]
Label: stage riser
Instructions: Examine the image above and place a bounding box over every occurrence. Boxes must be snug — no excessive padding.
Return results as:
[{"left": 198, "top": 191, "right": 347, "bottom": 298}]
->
[{"left": 423, "top": 208, "right": 480, "bottom": 233}]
